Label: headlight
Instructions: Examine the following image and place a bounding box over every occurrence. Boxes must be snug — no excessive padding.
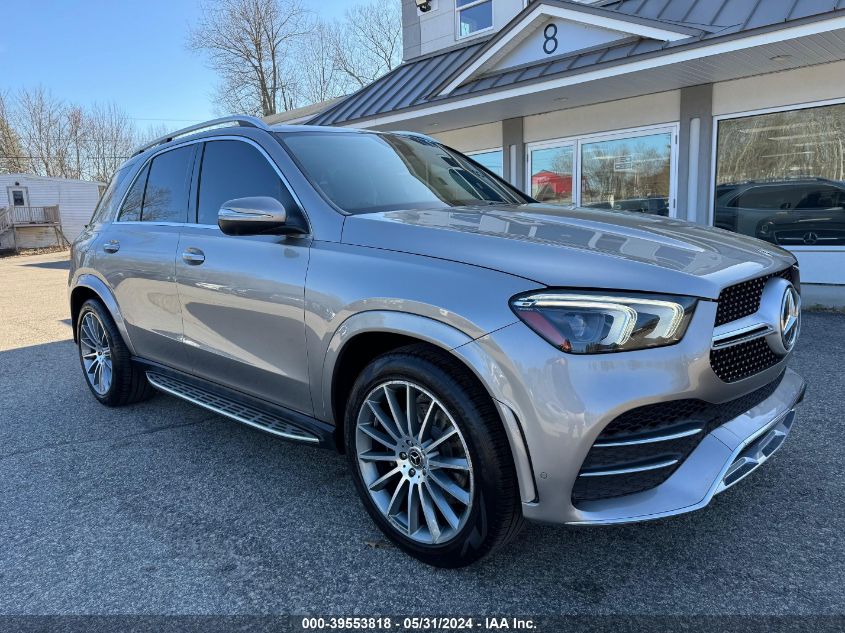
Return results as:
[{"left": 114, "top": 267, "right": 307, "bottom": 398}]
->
[{"left": 510, "top": 290, "right": 697, "bottom": 354}]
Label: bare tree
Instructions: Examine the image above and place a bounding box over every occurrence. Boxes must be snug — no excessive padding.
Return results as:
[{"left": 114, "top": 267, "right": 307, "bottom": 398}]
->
[
  {"left": 15, "top": 86, "right": 70, "bottom": 177},
  {"left": 189, "top": 0, "right": 313, "bottom": 116},
  {"left": 84, "top": 103, "right": 138, "bottom": 183},
  {"left": 330, "top": 1, "right": 402, "bottom": 89},
  {"left": 0, "top": 92, "right": 27, "bottom": 174},
  {"left": 64, "top": 105, "right": 85, "bottom": 180},
  {"left": 297, "top": 21, "right": 347, "bottom": 105}
]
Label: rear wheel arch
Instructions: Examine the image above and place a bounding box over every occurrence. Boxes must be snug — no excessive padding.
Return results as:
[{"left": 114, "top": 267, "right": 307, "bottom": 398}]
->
[
  {"left": 70, "top": 276, "right": 134, "bottom": 353},
  {"left": 70, "top": 286, "right": 100, "bottom": 343}
]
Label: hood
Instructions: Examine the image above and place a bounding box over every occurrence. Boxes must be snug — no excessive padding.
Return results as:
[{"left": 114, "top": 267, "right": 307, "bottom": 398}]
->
[{"left": 340, "top": 204, "right": 796, "bottom": 299}]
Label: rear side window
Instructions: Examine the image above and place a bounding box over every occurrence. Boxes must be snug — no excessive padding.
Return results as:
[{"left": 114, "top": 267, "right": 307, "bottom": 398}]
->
[
  {"left": 196, "top": 140, "right": 293, "bottom": 225},
  {"left": 141, "top": 146, "right": 195, "bottom": 223}
]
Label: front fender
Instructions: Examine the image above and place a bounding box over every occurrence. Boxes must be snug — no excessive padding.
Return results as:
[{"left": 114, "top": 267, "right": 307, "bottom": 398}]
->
[
  {"left": 71, "top": 273, "right": 135, "bottom": 354},
  {"left": 319, "top": 310, "right": 538, "bottom": 504},
  {"left": 319, "top": 310, "right": 473, "bottom": 420}
]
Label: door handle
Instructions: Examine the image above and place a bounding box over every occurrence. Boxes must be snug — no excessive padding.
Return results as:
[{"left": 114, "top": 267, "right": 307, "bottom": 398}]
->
[
  {"left": 102, "top": 240, "right": 120, "bottom": 254},
  {"left": 182, "top": 248, "right": 205, "bottom": 265}
]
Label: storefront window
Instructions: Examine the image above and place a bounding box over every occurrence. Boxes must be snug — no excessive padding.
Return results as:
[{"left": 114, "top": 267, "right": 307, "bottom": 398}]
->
[
  {"left": 529, "top": 145, "right": 573, "bottom": 205},
  {"left": 580, "top": 132, "right": 672, "bottom": 216},
  {"left": 715, "top": 103, "right": 845, "bottom": 247},
  {"left": 469, "top": 149, "right": 504, "bottom": 177}
]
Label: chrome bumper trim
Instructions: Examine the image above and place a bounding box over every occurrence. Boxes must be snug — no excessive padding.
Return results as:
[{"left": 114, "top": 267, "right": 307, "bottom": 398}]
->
[
  {"left": 563, "top": 369, "right": 805, "bottom": 526},
  {"left": 579, "top": 459, "right": 678, "bottom": 478},
  {"left": 592, "top": 426, "right": 702, "bottom": 448}
]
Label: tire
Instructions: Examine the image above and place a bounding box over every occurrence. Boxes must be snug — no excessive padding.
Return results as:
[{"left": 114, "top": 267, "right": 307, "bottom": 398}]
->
[
  {"left": 344, "top": 344, "right": 524, "bottom": 567},
  {"left": 76, "top": 299, "right": 153, "bottom": 407}
]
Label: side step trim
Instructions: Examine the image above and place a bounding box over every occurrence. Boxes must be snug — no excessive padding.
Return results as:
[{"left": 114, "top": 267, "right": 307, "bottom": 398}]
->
[{"left": 146, "top": 371, "right": 321, "bottom": 444}]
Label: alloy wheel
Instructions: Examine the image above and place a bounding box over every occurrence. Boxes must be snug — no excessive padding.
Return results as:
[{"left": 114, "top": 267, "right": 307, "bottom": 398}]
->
[
  {"left": 355, "top": 380, "right": 475, "bottom": 545},
  {"left": 79, "top": 312, "right": 113, "bottom": 395}
]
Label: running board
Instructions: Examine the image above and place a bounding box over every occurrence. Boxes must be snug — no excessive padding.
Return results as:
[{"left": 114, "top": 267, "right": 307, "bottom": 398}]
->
[{"left": 146, "top": 371, "right": 321, "bottom": 444}]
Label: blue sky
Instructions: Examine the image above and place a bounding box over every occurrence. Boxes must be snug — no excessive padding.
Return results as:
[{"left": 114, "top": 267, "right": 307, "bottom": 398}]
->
[{"left": 1, "top": 0, "right": 352, "bottom": 132}]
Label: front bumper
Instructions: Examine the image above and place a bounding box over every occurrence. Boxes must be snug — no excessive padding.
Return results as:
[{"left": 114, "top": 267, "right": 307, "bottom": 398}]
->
[
  {"left": 453, "top": 299, "right": 806, "bottom": 526},
  {"left": 566, "top": 369, "right": 804, "bottom": 525}
]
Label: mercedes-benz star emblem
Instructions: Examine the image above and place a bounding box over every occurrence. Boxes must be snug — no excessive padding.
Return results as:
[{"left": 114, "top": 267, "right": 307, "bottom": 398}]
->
[
  {"left": 408, "top": 449, "right": 423, "bottom": 468},
  {"left": 803, "top": 232, "right": 819, "bottom": 245},
  {"left": 780, "top": 285, "right": 801, "bottom": 352}
]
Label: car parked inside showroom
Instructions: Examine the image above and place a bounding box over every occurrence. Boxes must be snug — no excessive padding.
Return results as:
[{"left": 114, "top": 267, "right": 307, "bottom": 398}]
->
[
  {"left": 69, "top": 116, "right": 806, "bottom": 567},
  {"left": 714, "top": 177, "right": 845, "bottom": 246}
]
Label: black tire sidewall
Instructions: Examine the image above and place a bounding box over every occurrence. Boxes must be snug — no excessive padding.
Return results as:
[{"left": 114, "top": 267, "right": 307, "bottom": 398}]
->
[
  {"left": 76, "top": 300, "right": 123, "bottom": 406},
  {"left": 345, "top": 350, "right": 515, "bottom": 567}
]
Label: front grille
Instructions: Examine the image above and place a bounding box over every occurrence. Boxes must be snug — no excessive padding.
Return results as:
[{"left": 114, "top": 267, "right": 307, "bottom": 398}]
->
[
  {"left": 714, "top": 266, "right": 798, "bottom": 327},
  {"left": 709, "top": 266, "right": 799, "bottom": 382},
  {"left": 711, "top": 336, "right": 783, "bottom": 383},
  {"left": 572, "top": 372, "right": 784, "bottom": 503}
]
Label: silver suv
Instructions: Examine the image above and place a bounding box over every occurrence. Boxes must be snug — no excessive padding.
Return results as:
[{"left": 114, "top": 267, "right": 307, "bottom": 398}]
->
[{"left": 69, "top": 116, "right": 806, "bottom": 567}]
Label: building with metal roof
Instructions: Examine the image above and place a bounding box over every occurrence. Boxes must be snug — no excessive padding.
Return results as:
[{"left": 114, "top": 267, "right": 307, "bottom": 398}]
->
[{"left": 306, "top": 0, "right": 845, "bottom": 303}]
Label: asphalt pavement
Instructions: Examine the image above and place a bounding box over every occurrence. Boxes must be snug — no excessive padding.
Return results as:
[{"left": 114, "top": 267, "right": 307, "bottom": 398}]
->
[{"left": 0, "top": 251, "right": 843, "bottom": 616}]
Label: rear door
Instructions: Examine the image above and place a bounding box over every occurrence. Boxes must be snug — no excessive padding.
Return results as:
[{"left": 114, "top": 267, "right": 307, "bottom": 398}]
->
[
  {"left": 175, "top": 138, "right": 313, "bottom": 414},
  {"left": 96, "top": 144, "right": 198, "bottom": 370}
]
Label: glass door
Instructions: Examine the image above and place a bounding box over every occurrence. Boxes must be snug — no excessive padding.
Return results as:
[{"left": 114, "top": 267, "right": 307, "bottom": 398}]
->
[
  {"left": 528, "top": 143, "right": 575, "bottom": 205},
  {"left": 526, "top": 124, "right": 678, "bottom": 217}
]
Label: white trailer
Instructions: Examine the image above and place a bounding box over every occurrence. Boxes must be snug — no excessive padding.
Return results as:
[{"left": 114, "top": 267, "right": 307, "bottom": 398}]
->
[{"left": 0, "top": 174, "right": 104, "bottom": 251}]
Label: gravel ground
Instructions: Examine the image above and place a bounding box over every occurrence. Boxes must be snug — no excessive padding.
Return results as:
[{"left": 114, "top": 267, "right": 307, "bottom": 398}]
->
[{"left": 0, "top": 252, "right": 843, "bottom": 616}]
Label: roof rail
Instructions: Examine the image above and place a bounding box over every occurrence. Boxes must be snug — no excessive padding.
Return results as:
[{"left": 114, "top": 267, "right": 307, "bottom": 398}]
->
[{"left": 132, "top": 115, "right": 271, "bottom": 156}]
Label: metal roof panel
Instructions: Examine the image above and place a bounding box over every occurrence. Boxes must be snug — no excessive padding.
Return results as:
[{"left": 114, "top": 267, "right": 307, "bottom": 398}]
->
[{"left": 309, "top": 0, "right": 843, "bottom": 126}]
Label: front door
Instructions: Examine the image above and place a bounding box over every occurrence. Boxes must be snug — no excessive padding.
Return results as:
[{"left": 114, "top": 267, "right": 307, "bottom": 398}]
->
[
  {"left": 175, "top": 139, "right": 313, "bottom": 415},
  {"left": 96, "top": 144, "right": 198, "bottom": 371},
  {"left": 8, "top": 186, "right": 30, "bottom": 208}
]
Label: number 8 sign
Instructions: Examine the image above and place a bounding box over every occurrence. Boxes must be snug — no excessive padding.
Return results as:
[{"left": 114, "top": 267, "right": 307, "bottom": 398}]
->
[{"left": 543, "top": 23, "right": 558, "bottom": 55}]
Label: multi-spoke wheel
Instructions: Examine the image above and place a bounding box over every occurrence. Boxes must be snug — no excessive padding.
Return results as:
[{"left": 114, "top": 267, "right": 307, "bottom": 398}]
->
[
  {"left": 356, "top": 380, "right": 474, "bottom": 545},
  {"left": 75, "top": 299, "right": 153, "bottom": 406},
  {"left": 79, "top": 311, "right": 113, "bottom": 395},
  {"left": 345, "top": 345, "right": 524, "bottom": 567}
]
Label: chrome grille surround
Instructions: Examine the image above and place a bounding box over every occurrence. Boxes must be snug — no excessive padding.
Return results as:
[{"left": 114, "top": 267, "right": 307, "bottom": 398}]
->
[{"left": 710, "top": 267, "right": 800, "bottom": 383}]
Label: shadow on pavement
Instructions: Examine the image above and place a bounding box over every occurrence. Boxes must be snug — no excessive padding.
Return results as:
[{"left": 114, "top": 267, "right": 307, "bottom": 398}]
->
[
  {"left": 0, "top": 315, "right": 842, "bottom": 615},
  {"left": 22, "top": 259, "right": 70, "bottom": 270}
]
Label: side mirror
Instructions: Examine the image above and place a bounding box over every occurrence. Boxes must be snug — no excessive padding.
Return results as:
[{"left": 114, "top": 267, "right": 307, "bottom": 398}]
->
[{"left": 218, "top": 196, "right": 305, "bottom": 236}]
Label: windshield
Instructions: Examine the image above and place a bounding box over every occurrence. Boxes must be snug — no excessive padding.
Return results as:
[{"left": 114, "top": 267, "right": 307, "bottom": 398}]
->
[{"left": 277, "top": 131, "right": 530, "bottom": 214}]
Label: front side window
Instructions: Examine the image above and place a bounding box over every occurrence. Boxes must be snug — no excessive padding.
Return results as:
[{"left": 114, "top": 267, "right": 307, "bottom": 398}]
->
[
  {"left": 457, "top": 0, "right": 492, "bottom": 38},
  {"left": 715, "top": 102, "right": 845, "bottom": 246},
  {"left": 278, "top": 132, "right": 527, "bottom": 214},
  {"left": 197, "top": 140, "right": 293, "bottom": 225}
]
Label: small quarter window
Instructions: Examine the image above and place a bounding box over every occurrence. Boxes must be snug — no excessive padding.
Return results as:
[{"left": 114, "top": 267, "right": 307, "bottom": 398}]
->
[{"left": 117, "top": 164, "right": 149, "bottom": 222}]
